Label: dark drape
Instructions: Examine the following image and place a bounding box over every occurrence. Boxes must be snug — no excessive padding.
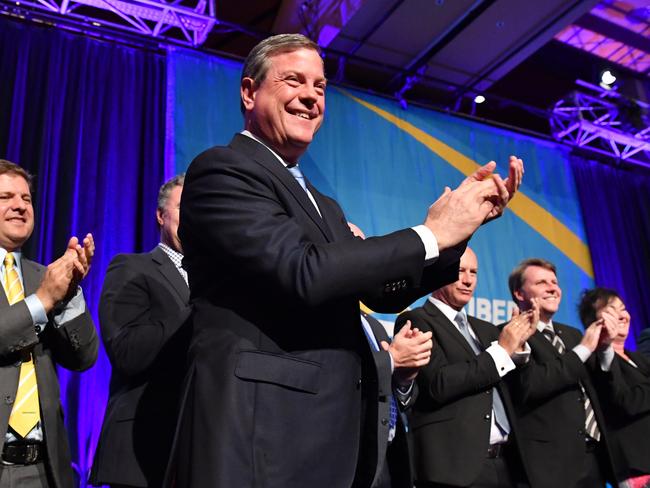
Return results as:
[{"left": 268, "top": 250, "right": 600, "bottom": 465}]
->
[
  {"left": 572, "top": 155, "right": 650, "bottom": 349},
  {"left": 0, "top": 17, "right": 166, "bottom": 486}
]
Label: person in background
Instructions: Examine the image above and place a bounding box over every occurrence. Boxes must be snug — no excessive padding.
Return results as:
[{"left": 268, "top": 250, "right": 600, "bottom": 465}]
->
[
  {"left": 350, "top": 222, "right": 432, "bottom": 488},
  {"left": 90, "top": 175, "right": 192, "bottom": 488},
  {"left": 505, "top": 258, "right": 617, "bottom": 488},
  {"left": 579, "top": 288, "right": 650, "bottom": 488},
  {"left": 396, "top": 247, "right": 537, "bottom": 487},
  {"left": 0, "top": 159, "right": 97, "bottom": 488}
]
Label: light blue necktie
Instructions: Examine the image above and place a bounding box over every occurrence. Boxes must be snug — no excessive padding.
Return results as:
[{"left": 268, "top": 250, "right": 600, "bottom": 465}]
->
[
  {"left": 287, "top": 164, "right": 308, "bottom": 192},
  {"left": 455, "top": 312, "right": 511, "bottom": 435}
]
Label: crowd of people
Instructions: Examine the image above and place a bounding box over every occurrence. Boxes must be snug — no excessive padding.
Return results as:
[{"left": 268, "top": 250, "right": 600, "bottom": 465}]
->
[{"left": 1, "top": 32, "right": 649, "bottom": 488}]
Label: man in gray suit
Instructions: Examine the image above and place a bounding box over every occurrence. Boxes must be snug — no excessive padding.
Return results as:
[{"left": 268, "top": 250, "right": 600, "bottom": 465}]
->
[{"left": 0, "top": 159, "right": 97, "bottom": 488}]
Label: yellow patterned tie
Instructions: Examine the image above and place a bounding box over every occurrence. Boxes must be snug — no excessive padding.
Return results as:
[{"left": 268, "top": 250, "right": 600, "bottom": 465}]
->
[{"left": 4, "top": 253, "right": 40, "bottom": 437}]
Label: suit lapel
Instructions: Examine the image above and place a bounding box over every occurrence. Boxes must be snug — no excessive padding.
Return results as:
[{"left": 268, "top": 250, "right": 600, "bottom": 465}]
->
[
  {"left": 20, "top": 259, "right": 44, "bottom": 295},
  {"left": 470, "top": 317, "right": 495, "bottom": 349},
  {"left": 529, "top": 330, "right": 561, "bottom": 358},
  {"left": 229, "top": 134, "right": 334, "bottom": 242},
  {"left": 151, "top": 247, "right": 189, "bottom": 304},
  {"left": 423, "top": 301, "right": 476, "bottom": 357}
]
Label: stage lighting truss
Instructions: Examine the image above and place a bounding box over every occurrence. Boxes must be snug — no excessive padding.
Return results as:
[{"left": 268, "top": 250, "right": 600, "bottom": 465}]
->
[
  {"left": 550, "top": 80, "right": 650, "bottom": 168},
  {"left": 2, "top": 0, "right": 216, "bottom": 46}
]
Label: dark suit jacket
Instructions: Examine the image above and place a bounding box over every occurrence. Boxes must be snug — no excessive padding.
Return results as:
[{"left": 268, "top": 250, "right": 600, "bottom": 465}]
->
[
  {"left": 396, "top": 301, "right": 528, "bottom": 487},
  {"left": 0, "top": 257, "right": 97, "bottom": 488},
  {"left": 363, "top": 312, "right": 414, "bottom": 488},
  {"left": 90, "top": 247, "right": 191, "bottom": 487},
  {"left": 167, "top": 134, "right": 464, "bottom": 488},
  {"left": 636, "top": 328, "right": 650, "bottom": 358},
  {"left": 592, "top": 350, "right": 650, "bottom": 481},
  {"left": 504, "top": 322, "right": 615, "bottom": 488}
]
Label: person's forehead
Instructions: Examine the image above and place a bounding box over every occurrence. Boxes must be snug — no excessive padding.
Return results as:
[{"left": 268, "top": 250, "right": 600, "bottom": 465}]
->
[
  {"left": 0, "top": 173, "right": 31, "bottom": 194},
  {"left": 268, "top": 48, "right": 324, "bottom": 71},
  {"left": 523, "top": 265, "right": 556, "bottom": 282}
]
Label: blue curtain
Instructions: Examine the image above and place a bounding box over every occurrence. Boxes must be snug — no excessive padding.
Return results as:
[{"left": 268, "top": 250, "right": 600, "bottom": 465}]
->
[
  {"left": 0, "top": 18, "right": 166, "bottom": 486},
  {"left": 571, "top": 156, "right": 650, "bottom": 349}
]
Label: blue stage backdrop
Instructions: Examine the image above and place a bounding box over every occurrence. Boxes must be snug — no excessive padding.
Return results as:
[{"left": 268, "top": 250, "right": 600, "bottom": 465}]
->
[
  {"left": 168, "top": 47, "right": 595, "bottom": 329},
  {"left": 0, "top": 18, "right": 166, "bottom": 487}
]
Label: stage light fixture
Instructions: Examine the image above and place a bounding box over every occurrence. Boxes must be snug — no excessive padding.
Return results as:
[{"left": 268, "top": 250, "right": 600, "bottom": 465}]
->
[
  {"left": 599, "top": 69, "right": 616, "bottom": 88},
  {"left": 474, "top": 95, "right": 486, "bottom": 104}
]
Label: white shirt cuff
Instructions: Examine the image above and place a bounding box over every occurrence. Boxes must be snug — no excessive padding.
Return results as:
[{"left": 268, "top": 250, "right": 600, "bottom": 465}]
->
[
  {"left": 25, "top": 294, "right": 48, "bottom": 333},
  {"left": 486, "top": 341, "right": 516, "bottom": 377},
  {"left": 411, "top": 225, "right": 439, "bottom": 262},
  {"left": 598, "top": 346, "right": 615, "bottom": 372},
  {"left": 572, "top": 344, "right": 592, "bottom": 363}
]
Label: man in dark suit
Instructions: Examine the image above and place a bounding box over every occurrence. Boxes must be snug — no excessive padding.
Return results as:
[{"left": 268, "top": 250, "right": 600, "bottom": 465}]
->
[
  {"left": 168, "top": 33, "right": 524, "bottom": 488},
  {"left": 90, "top": 175, "right": 191, "bottom": 488},
  {"left": 395, "top": 247, "right": 537, "bottom": 487},
  {"left": 351, "top": 223, "right": 431, "bottom": 488},
  {"left": 505, "top": 258, "right": 617, "bottom": 488},
  {"left": 362, "top": 311, "right": 431, "bottom": 488},
  {"left": 0, "top": 159, "right": 97, "bottom": 488}
]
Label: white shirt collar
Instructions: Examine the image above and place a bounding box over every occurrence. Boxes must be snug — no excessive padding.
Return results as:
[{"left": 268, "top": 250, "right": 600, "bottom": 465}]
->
[
  {"left": 0, "top": 247, "right": 23, "bottom": 273},
  {"left": 536, "top": 319, "right": 554, "bottom": 333},
  {"left": 429, "top": 296, "right": 465, "bottom": 324},
  {"left": 241, "top": 130, "right": 290, "bottom": 168}
]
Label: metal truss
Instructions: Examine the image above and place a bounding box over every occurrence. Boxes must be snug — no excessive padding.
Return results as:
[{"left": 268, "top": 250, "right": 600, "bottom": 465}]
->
[
  {"left": 555, "top": 24, "right": 650, "bottom": 75},
  {"left": 550, "top": 80, "right": 650, "bottom": 168},
  {"left": 1, "top": 0, "right": 216, "bottom": 46}
]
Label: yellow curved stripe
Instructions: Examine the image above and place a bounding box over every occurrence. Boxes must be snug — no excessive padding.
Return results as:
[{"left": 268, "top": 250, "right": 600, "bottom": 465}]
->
[{"left": 338, "top": 89, "right": 593, "bottom": 278}]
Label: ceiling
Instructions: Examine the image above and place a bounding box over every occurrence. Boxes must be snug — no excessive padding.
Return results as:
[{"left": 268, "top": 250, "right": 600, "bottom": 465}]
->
[{"left": 2, "top": 0, "right": 649, "bottom": 145}]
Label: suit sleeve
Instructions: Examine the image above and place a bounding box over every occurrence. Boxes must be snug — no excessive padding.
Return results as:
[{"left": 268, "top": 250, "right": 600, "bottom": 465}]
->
[
  {"left": 99, "top": 254, "right": 192, "bottom": 377},
  {"left": 395, "top": 311, "right": 501, "bottom": 406},
  {"left": 0, "top": 301, "right": 39, "bottom": 358},
  {"left": 45, "top": 304, "right": 98, "bottom": 372},
  {"left": 593, "top": 354, "right": 650, "bottom": 417},
  {"left": 181, "top": 150, "right": 462, "bottom": 313},
  {"left": 509, "top": 329, "right": 586, "bottom": 405}
]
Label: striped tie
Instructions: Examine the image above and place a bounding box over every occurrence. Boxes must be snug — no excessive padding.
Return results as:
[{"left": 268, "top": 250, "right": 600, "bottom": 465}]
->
[
  {"left": 4, "top": 253, "right": 40, "bottom": 438},
  {"left": 542, "top": 325, "right": 600, "bottom": 441}
]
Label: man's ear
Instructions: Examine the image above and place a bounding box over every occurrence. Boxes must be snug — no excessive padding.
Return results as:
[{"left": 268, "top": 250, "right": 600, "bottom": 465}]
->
[
  {"left": 156, "top": 208, "right": 164, "bottom": 226},
  {"left": 241, "top": 77, "right": 256, "bottom": 111},
  {"left": 513, "top": 289, "right": 524, "bottom": 304}
]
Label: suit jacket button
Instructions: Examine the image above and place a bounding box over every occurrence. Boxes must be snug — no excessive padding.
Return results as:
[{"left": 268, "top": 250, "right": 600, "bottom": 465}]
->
[
  {"left": 486, "top": 389, "right": 492, "bottom": 394},
  {"left": 381, "top": 418, "right": 389, "bottom": 426},
  {"left": 578, "top": 429, "right": 584, "bottom": 436},
  {"left": 356, "top": 378, "right": 362, "bottom": 389},
  {"left": 4, "top": 396, "right": 13, "bottom": 404},
  {"left": 484, "top": 414, "right": 490, "bottom": 420}
]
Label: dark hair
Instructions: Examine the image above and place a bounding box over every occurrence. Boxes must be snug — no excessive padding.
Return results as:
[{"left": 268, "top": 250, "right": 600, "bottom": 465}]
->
[
  {"left": 578, "top": 287, "right": 621, "bottom": 328},
  {"left": 240, "top": 33, "right": 321, "bottom": 114},
  {"left": 0, "top": 159, "right": 33, "bottom": 192},
  {"left": 508, "top": 258, "right": 557, "bottom": 303}
]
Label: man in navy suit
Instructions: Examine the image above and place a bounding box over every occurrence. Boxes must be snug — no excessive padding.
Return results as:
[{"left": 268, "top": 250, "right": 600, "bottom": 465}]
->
[
  {"left": 167, "top": 33, "right": 524, "bottom": 488},
  {"left": 90, "top": 175, "right": 191, "bottom": 488},
  {"left": 396, "top": 248, "right": 536, "bottom": 487}
]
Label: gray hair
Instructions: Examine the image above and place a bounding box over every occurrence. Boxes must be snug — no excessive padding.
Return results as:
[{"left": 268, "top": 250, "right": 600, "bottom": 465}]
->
[
  {"left": 240, "top": 33, "right": 321, "bottom": 113},
  {"left": 157, "top": 173, "right": 185, "bottom": 212}
]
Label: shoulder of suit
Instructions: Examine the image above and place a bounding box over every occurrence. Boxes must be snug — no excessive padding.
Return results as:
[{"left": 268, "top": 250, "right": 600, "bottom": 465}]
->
[
  {"left": 553, "top": 321, "right": 581, "bottom": 337},
  {"left": 20, "top": 257, "right": 45, "bottom": 274},
  {"left": 468, "top": 315, "right": 494, "bottom": 328}
]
